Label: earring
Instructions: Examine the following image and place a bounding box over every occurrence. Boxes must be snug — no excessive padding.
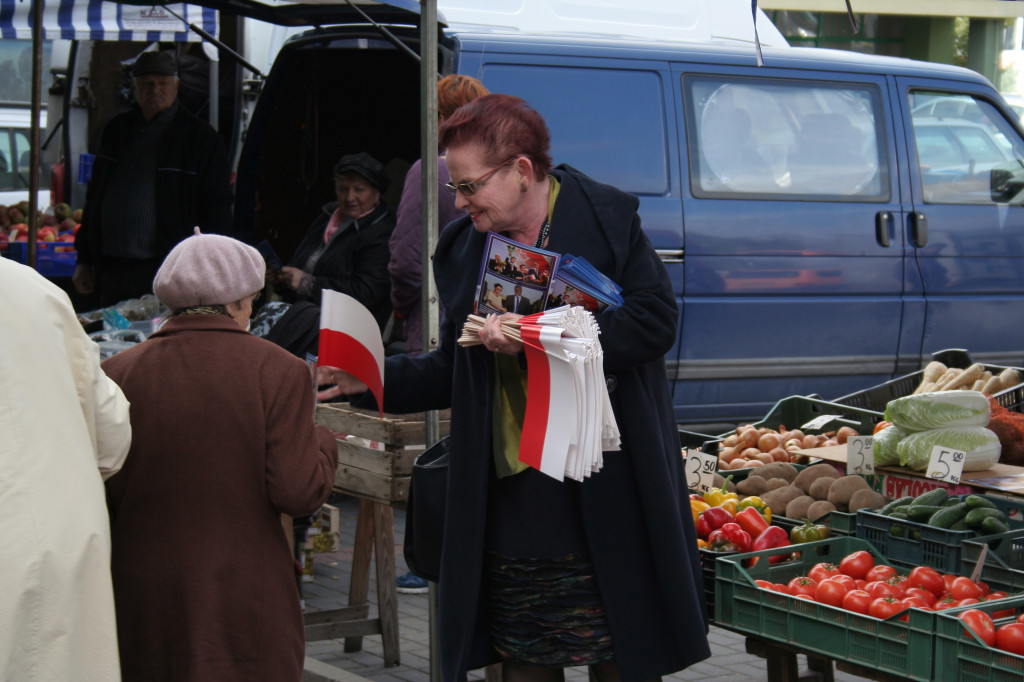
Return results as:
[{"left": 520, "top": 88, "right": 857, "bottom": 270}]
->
[{"left": 520, "top": 182, "right": 528, "bottom": 192}]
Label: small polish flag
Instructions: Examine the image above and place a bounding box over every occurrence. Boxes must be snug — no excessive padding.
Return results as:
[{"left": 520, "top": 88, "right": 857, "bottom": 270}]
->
[
  {"left": 518, "top": 324, "right": 575, "bottom": 481},
  {"left": 318, "top": 290, "right": 385, "bottom": 416}
]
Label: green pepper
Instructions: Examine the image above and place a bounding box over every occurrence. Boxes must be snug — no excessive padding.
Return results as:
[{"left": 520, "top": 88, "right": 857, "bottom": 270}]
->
[{"left": 789, "top": 519, "right": 830, "bottom": 544}]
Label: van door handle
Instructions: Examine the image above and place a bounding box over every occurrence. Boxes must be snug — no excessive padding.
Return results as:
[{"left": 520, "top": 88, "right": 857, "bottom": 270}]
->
[
  {"left": 910, "top": 212, "right": 928, "bottom": 247},
  {"left": 875, "top": 211, "right": 891, "bottom": 247}
]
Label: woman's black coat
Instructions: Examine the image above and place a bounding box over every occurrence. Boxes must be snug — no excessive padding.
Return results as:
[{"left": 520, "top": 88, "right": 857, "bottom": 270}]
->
[{"left": 367, "top": 165, "right": 710, "bottom": 681}]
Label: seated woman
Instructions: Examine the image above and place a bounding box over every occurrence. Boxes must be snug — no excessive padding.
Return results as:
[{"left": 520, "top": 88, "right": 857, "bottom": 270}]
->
[{"left": 270, "top": 152, "right": 396, "bottom": 331}]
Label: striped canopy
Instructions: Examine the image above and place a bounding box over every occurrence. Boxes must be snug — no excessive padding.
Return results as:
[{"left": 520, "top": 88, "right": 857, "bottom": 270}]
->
[{"left": 0, "top": 1, "right": 217, "bottom": 41}]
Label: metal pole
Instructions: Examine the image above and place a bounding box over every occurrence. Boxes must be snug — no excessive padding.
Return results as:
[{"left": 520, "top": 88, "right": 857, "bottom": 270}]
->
[
  {"left": 419, "top": 3, "right": 440, "bottom": 682},
  {"left": 28, "top": 0, "right": 44, "bottom": 267}
]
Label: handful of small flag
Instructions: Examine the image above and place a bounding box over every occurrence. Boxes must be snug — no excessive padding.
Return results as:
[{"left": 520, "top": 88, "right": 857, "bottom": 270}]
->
[{"left": 460, "top": 305, "right": 620, "bottom": 481}]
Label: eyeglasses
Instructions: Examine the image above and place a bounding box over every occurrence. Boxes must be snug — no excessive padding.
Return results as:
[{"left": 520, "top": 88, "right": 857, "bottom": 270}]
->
[{"left": 444, "top": 157, "right": 517, "bottom": 197}]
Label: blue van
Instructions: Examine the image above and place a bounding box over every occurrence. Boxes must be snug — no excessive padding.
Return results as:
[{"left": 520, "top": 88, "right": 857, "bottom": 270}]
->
[{"left": 230, "top": 5, "right": 1024, "bottom": 426}]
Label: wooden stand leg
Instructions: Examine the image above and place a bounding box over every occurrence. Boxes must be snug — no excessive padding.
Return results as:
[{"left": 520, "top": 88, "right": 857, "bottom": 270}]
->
[
  {"left": 345, "top": 499, "right": 374, "bottom": 653},
  {"left": 372, "top": 501, "right": 399, "bottom": 666}
]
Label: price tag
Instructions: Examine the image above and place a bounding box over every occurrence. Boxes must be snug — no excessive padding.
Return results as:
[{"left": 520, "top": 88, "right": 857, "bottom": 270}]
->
[
  {"left": 802, "top": 414, "right": 838, "bottom": 430},
  {"left": 925, "top": 445, "right": 967, "bottom": 485},
  {"left": 846, "top": 436, "right": 875, "bottom": 475},
  {"left": 684, "top": 449, "right": 718, "bottom": 493}
]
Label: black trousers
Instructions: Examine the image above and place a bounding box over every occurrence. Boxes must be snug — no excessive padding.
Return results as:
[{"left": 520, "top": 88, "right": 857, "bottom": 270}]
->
[{"left": 96, "top": 257, "right": 162, "bottom": 307}]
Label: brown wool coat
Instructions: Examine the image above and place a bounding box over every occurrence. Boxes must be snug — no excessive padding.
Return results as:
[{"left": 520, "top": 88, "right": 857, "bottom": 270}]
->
[{"left": 102, "top": 314, "right": 338, "bottom": 682}]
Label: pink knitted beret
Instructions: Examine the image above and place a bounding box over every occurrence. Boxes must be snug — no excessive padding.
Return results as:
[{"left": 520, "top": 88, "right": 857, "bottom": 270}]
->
[{"left": 153, "top": 229, "right": 265, "bottom": 309}]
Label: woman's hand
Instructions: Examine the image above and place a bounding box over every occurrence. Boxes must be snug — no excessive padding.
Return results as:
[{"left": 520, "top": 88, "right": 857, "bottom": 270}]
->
[
  {"left": 316, "top": 365, "right": 368, "bottom": 401},
  {"left": 275, "top": 266, "right": 305, "bottom": 292},
  {"left": 481, "top": 313, "right": 523, "bottom": 356}
]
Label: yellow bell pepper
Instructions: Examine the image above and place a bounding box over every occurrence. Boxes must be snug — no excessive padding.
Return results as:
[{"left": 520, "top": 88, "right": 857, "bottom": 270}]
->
[
  {"left": 718, "top": 497, "right": 739, "bottom": 516},
  {"left": 703, "top": 475, "right": 738, "bottom": 506},
  {"left": 690, "top": 499, "right": 711, "bottom": 524},
  {"left": 696, "top": 538, "right": 709, "bottom": 549}
]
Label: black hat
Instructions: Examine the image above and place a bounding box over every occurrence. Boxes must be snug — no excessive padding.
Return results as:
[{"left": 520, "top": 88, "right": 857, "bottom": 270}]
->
[
  {"left": 333, "top": 152, "right": 389, "bottom": 192},
  {"left": 132, "top": 51, "right": 178, "bottom": 78}
]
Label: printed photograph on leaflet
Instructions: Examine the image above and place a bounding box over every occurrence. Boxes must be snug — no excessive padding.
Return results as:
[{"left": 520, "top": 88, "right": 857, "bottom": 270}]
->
[
  {"left": 474, "top": 232, "right": 622, "bottom": 316},
  {"left": 475, "top": 232, "right": 558, "bottom": 315}
]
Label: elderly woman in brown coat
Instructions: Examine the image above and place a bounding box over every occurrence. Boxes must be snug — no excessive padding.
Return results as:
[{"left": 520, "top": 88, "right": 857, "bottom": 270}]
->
[{"left": 102, "top": 230, "right": 338, "bottom": 682}]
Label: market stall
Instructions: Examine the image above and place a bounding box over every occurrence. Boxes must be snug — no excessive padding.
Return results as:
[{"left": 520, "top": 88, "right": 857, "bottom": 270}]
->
[{"left": 689, "top": 349, "right": 1024, "bottom": 682}]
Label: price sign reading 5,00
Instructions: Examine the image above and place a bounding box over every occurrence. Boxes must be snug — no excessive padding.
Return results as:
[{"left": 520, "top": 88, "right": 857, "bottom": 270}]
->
[
  {"left": 846, "top": 436, "right": 874, "bottom": 476},
  {"left": 925, "top": 445, "right": 967, "bottom": 485},
  {"left": 684, "top": 450, "right": 718, "bottom": 493}
]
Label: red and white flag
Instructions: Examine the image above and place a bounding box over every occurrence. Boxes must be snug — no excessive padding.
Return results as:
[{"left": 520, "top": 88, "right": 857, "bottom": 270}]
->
[
  {"left": 518, "top": 324, "right": 577, "bottom": 481},
  {"left": 318, "top": 290, "right": 385, "bottom": 417}
]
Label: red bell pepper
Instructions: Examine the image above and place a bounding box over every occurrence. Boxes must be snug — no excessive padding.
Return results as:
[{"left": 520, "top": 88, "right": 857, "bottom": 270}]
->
[
  {"left": 707, "top": 522, "right": 752, "bottom": 553},
  {"left": 751, "top": 525, "right": 791, "bottom": 564},
  {"left": 700, "top": 506, "right": 733, "bottom": 532},
  {"left": 735, "top": 505, "right": 770, "bottom": 538}
]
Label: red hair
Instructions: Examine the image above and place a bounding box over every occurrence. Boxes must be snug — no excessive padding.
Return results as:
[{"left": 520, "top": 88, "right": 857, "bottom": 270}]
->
[
  {"left": 439, "top": 94, "right": 552, "bottom": 179},
  {"left": 437, "top": 74, "right": 489, "bottom": 121}
]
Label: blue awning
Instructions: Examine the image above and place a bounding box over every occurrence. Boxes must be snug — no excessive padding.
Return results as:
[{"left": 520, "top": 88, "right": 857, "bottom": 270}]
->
[{"left": 0, "top": 1, "right": 217, "bottom": 42}]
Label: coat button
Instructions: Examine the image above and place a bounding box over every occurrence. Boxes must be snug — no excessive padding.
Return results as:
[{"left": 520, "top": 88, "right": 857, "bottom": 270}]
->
[{"left": 605, "top": 375, "right": 617, "bottom": 392}]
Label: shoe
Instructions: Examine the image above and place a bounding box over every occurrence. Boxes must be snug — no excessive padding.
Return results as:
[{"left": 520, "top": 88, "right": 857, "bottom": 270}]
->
[{"left": 396, "top": 571, "right": 429, "bottom": 594}]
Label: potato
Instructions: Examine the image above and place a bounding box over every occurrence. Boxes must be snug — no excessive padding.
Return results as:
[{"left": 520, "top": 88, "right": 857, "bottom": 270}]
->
[
  {"left": 806, "top": 499, "right": 837, "bottom": 521},
  {"left": 761, "top": 484, "right": 805, "bottom": 516},
  {"left": 808, "top": 476, "right": 835, "bottom": 501},
  {"left": 764, "top": 477, "right": 790, "bottom": 491},
  {"left": 826, "top": 475, "right": 871, "bottom": 511},
  {"left": 848, "top": 488, "right": 887, "bottom": 512},
  {"left": 785, "top": 495, "right": 816, "bottom": 521},
  {"left": 736, "top": 475, "right": 768, "bottom": 497},
  {"left": 793, "top": 462, "right": 841, "bottom": 493},
  {"left": 757, "top": 461, "right": 799, "bottom": 482}
]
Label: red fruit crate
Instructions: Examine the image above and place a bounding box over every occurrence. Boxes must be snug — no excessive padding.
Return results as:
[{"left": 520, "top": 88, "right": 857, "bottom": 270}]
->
[{"left": 1, "top": 240, "right": 77, "bottom": 278}]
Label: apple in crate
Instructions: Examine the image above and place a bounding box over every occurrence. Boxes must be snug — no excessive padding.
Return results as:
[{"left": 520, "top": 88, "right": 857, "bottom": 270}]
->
[
  {"left": 38, "top": 226, "right": 57, "bottom": 242},
  {"left": 10, "top": 223, "right": 28, "bottom": 241}
]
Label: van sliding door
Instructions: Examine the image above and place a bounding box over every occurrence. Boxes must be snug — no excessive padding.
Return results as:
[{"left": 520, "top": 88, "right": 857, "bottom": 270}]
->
[
  {"left": 675, "top": 70, "right": 905, "bottom": 424},
  {"left": 895, "top": 78, "right": 1024, "bottom": 369}
]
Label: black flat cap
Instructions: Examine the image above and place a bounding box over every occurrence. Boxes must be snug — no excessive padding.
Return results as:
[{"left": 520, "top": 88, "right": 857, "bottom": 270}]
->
[
  {"left": 333, "top": 152, "right": 389, "bottom": 192},
  {"left": 132, "top": 51, "right": 178, "bottom": 78}
]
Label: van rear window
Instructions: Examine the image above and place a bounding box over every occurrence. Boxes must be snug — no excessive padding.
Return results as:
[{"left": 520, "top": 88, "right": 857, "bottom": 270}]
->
[
  {"left": 481, "top": 64, "right": 669, "bottom": 195},
  {"left": 684, "top": 76, "right": 888, "bottom": 202}
]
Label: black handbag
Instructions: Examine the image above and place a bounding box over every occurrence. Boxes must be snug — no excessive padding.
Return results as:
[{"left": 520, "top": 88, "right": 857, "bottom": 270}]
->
[{"left": 404, "top": 436, "right": 449, "bottom": 583}]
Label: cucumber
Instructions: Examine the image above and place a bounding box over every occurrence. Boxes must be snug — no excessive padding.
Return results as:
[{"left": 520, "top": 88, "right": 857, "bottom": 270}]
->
[
  {"left": 950, "top": 518, "right": 970, "bottom": 531},
  {"left": 942, "top": 496, "right": 965, "bottom": 507},
  {"left": 907, "top": 505, "right": 943, "bottom": 523},
  {"left": 981, "top": 516, "right": 1011, "bottom": 534},
  {"left": 964, "top": 507, "right": 1008, "bottom": 530},
  {"left": 965, "top": 495, "right": 997, "bottom": 510},
  {"left": 912, "top": 488, "right": 949, "bottom": 506},
  {"left": 929, "top": 502, "right": 969, "bottom": 529},
  {"left": 878, "top": 497, "right": 915, "bottom": 516}
]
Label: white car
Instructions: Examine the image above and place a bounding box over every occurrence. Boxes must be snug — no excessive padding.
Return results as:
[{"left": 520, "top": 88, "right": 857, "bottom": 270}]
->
[{"left": 0, "top": 106, "right": 50, "bottom": 210}]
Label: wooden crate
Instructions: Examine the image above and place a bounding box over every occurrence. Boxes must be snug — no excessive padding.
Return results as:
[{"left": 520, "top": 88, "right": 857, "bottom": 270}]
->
[{"left": 315, "top": 403, "right": 451, "bottom": 506}]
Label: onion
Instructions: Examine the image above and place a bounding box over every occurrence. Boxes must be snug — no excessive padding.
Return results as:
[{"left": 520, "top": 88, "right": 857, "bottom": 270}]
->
[
  {"left": 802, "top": 434, "right": 820, "bottom": 449},
  {"left": 768, "top": 447, "right": 789, "bottom": 462},
  {"left": 757, "top": 432, "right": 783, "bottom": 451},
  {"left": 835, "top": 426, "right": 859, "bottom": 445},
  {"left": 741, "top": 447, "right": 762, "bottom": 460},
  {"left": 722, "top": 434, "right": 740, "bottom": 448}
]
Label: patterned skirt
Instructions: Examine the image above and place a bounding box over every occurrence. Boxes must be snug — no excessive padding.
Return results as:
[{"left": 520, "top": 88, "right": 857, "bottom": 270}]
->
[{"left": 485, "top": 551, "right": 615, "bottom": 667}]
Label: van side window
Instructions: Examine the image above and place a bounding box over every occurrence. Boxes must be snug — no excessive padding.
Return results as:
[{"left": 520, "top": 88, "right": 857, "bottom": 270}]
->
[
  {"left": 0, "top": 130, "right": 12, "bottom": 190},
  {"left": 908, "top": 91, "right": 1024, "bottom": 205},
  {"left": 684, "top": 76, "right": 887, "bottom": 201},
  {"left": 480, "top": 65, "right": 668, "bottom": 194}
]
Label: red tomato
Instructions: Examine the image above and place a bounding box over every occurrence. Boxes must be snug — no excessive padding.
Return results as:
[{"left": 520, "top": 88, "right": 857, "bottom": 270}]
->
[
  {"left": 815, "top": 578, "right": 849, "bottom": 608},
  {"left": 978, "top": 580, "right": 991, "bottom": 596},
  {"left": 905, "top": 587, "right": 937, "bottom": 607},
  {"left": 996, "top": 623, "right": 1024, "bottom": 655},
  {"left": 1017, "top": 613, "right": 1024, "bottom": 625},
  {"left": 865, "top": 565, "right": 898, "bottom": 583},
  {"left": 808, "top": 562, "right": 842, "bottom": 584},
  {"left": 864, "top": 580, "right": 899, "bottom": 600},
  {"left": 854, "top": 579, "right": 868, "bottom": 590},
  {"left": 869, "top": 596, "right": 907, "bottom": 620},
  {"left": 887, "top": 574, "right": 910, "bottom": 598},
  {"left": 956, "top": 598, "right": 981, "bottom": 607},
  {"left": 941, "top": 573, "right": 957, "bottom": 592},
  {"left": 771, "top": 583, "right": 791, "bottom": 595},
  {"left": 932, "top": 596, "right": 959, "bottom": 612},
  {"left": 950, "top": 577, "right": 985, "bottom": 602},
  {"left": 842, "top": 589, "right": 873, "bottom": 615},
  {"left": 984, "top": 593, "right": 1015, "bottom": 619},
  {"left": 829, "top": 574, "right": 857, "bottom": 592},
  {"left": 902, "top": 596, "right": 931, "bottom": 611},
  {"left": 754, "top": 579, "right": 774, "bottom": 590},
  {"left": 795, "top": 594, "right": 815, "bottom": 600},
  {"left": 788, "top": 576, "right": 818, "bottom": 598},
  {"left": 907, "top": 566, "right": 945, "bottom": 597},
  {"left": 873, "top": 420, "right": 893, "bottom": 434},
  {"left": 959, "top": 609, "right": 997, "bottom": 647},
  {"left": 839, "top": 551, "right": 875, "bottom": 580}
]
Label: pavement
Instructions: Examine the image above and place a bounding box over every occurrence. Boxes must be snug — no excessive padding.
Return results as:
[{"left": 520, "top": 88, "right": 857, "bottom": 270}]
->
[{"left": 301, "top": 493, "right": 875, "bottom": 682}]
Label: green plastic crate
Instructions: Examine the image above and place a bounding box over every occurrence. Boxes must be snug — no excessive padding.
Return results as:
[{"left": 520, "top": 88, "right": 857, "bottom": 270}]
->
[
  {"left": 961, "top": 528, "right": 1024, "bottom": 593},
  {"left": 777, "top": 509, "right": 857, "bottom": 537},
  {"left": 934, "top": 595, "right": 1024, "bottom": 682},
  {"left": 714, "top": 536, "right": 936, "bottom": 681},
  {"left": 858, "top": 495, "right": 1024, "bottom": 573}
]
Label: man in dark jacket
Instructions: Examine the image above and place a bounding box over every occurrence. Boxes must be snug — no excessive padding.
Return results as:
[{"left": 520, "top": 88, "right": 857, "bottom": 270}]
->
[{"left": 73, "top": 50, "right": 233, "bottom": 306}]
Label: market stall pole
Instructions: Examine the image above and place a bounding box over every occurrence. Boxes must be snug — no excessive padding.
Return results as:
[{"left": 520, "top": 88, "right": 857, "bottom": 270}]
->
[{"left": 307, "top": 403, "right": 450, "bottom": 666}]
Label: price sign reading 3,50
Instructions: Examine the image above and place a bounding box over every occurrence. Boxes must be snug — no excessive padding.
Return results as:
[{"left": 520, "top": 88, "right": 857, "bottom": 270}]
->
[
  {"left": 925, "top": 445, "right": 967, "bottom": 485},
  {"left": 846, "top": 436, "right": 874, "bottom": 476},
  {"left": 685, "top": 449, "right": 718, "bottom": 493}
]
